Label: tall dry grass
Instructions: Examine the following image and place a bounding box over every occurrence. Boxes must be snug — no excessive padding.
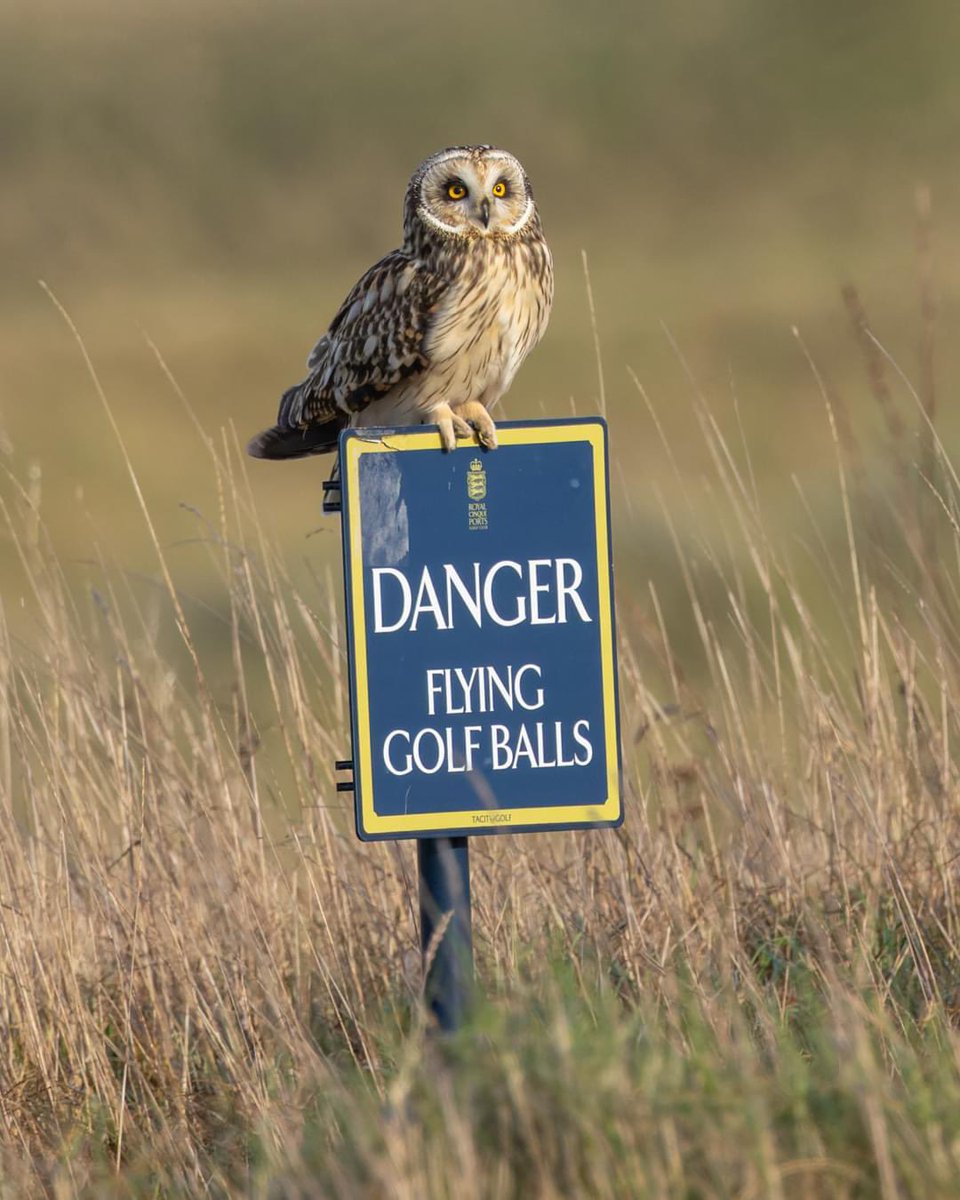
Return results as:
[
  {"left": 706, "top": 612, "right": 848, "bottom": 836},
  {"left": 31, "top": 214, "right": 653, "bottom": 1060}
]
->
[{"left": 2, "top": 292, "right": 960, "bottom": 1197}]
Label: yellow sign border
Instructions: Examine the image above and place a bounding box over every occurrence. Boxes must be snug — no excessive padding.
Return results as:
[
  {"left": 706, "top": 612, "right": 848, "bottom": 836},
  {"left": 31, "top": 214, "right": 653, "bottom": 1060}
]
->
[{"left": 343, "top": 422, "right": 621, "bottom": 837}]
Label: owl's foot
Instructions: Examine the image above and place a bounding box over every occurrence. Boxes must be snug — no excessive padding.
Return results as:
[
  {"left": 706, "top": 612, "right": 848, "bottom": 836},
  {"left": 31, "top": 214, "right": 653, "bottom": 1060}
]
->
[
  {"left": 452, "top": 400, "right": 498, "bottom": 450},
  {"left": 429, "top": 403, "right": 474, "bottom": 452}
]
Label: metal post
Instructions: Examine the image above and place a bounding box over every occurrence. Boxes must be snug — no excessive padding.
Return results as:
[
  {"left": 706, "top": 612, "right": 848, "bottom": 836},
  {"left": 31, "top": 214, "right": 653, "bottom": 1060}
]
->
[{"left": 418, "top": 836, "right": 473, "bottom": 1032}]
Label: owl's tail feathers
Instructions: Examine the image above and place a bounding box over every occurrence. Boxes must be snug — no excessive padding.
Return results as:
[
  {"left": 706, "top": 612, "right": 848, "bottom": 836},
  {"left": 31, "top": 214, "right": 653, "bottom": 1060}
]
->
[
  {"left": 248, "top": 379, "right": 347, "bottom": 460},
  {"left": 247, "top": 424, "right": 330, "bottom": 459},
  {"left": 246, "top": 418, "right": 344, "bottom": 460}
]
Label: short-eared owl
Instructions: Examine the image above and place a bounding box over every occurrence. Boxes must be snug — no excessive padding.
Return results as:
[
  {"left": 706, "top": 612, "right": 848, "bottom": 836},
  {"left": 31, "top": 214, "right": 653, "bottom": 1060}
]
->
[{"left": 247, "top": 145, "right": 553, "bottom": 460}]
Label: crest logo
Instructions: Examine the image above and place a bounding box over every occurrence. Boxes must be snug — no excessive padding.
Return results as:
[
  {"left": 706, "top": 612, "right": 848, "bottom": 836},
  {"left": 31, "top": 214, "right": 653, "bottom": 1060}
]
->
[
  {"left": 466, "top": 458, "right": 489, "bottom": 531},
  {"left": 466, "top": 458, "right": 487, "bottom": 500}
]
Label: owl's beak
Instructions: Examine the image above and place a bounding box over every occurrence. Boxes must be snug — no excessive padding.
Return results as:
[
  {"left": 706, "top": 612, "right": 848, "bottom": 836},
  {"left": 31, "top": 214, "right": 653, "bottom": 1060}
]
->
[{"left": 478, "top": 198, "right": 491, "bottom": 229}]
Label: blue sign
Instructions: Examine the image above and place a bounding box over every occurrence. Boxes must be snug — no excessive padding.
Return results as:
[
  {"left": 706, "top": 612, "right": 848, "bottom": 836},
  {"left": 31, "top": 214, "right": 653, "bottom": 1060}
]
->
[{"left": 340, "top": 418, "right": 622, "bottom": 840}]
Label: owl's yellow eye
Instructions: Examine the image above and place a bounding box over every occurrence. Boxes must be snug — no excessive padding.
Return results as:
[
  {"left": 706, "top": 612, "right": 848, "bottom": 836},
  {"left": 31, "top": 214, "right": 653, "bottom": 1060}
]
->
[
  {"left": 447, "top": 181, "right": 467, "bottom": 201},
  {"left": 492, "top": 180, "right": 508, "bottom": 198}
]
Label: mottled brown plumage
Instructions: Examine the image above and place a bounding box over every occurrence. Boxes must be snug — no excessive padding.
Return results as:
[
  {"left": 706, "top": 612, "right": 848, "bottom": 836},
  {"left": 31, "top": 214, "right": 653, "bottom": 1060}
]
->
[{"left": 247, "top": 145, "right": 553, "bottom": 461}]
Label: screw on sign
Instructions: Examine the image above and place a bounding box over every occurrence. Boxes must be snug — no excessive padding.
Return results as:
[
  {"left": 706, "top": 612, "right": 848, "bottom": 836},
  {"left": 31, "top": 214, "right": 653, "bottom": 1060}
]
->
[{"left": 336, "top": 419, "right": 621, "bottom": 1030}]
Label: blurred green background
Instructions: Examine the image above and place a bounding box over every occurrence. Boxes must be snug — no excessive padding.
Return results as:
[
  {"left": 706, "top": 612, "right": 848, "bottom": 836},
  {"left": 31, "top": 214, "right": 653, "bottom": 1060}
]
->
[{"left": 2, "top": 0, "right": 958, "bottom": 658}]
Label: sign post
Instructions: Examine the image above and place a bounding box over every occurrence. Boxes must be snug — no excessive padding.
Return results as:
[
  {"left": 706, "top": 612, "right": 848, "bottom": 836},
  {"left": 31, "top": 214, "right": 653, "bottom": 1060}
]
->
[
  {"left": 336, "top": 418, "right": 621, "bottom": 1029},
  {"left": 418, "top": 836, "right": 472, "bottom": 1031}
]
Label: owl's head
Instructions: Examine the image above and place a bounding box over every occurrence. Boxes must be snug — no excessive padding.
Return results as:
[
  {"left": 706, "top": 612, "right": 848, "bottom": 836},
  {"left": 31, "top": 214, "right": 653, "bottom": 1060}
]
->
[{"left": 405, "top": 145, "right": 539, "bottom": 244}]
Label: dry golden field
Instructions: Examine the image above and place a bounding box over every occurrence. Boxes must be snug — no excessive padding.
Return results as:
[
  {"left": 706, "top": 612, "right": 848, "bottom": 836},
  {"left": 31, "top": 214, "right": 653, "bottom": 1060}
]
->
[{"left": 5, "top": 1, "right": 960, "bottom": 1195}]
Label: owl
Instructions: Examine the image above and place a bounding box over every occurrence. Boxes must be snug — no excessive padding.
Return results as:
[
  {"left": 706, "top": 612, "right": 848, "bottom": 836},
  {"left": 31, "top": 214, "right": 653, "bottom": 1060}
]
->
[{"left": 247, "top": 145, "right": 553, "bottom": 462}]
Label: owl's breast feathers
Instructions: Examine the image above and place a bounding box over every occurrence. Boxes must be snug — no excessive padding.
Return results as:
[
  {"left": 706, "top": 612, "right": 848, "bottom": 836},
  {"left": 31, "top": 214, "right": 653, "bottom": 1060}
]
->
[{"left": 424, "top": 237, "right": 554, "bottom": 404}]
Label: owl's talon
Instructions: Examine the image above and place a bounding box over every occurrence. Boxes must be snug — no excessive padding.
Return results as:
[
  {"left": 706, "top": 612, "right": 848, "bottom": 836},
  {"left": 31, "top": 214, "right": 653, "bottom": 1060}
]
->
[
  {"left": 452, "top": 400, "right": 498, "bottom": 450},
  {"left": 429, "top": 403, "right": 472, "bottom": 451}
]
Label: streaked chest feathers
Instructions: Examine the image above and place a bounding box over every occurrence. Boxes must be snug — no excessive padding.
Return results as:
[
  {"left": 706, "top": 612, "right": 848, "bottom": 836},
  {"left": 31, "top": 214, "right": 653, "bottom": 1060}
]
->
[{"left": 424, "top": 241, "right": 551, "bottom": 407}]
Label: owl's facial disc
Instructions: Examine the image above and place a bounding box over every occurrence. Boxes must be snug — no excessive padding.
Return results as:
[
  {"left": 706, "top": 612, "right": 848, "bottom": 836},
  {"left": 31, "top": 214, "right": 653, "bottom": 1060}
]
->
[{"left": 418, "top": 148, "right": 535, "bottom": 238}]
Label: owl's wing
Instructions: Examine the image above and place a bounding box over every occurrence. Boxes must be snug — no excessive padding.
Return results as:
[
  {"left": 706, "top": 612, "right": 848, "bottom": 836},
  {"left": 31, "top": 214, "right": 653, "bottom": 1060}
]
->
[{"left": 279, "top": 251, "right": 447, "bottom": 430}]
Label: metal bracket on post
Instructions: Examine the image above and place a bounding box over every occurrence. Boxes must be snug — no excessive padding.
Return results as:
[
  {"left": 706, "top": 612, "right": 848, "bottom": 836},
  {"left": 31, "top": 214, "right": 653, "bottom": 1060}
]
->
[
  {"left": 334, "top": 759, "right": 354, "bottom": 793},
  {"left": 418, "top": 837, "right": 473, "bottom": 1033},
  {"left": 322, "top": 446, "right": 343, "bottom": 514},
  {"left": 322, "top": 478, "right": 342, "bottom": 514}
]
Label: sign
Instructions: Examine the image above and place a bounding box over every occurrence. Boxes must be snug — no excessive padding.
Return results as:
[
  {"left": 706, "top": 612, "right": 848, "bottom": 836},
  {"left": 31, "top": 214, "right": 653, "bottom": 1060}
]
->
[{"left": 340, "top": 418, "right": 622, "bottom": 841}]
